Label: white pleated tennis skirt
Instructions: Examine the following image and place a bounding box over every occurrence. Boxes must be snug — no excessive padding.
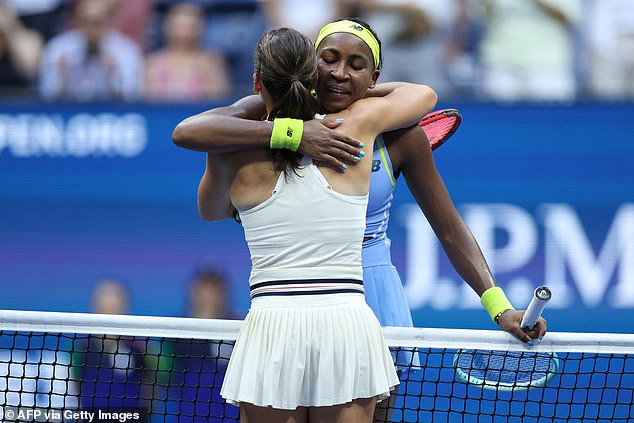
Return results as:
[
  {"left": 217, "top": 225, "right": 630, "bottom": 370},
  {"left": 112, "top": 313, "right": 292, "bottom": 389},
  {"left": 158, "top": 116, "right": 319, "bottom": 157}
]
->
[{"left": 220, "top": 293, "right": 399, "bottom": 410}]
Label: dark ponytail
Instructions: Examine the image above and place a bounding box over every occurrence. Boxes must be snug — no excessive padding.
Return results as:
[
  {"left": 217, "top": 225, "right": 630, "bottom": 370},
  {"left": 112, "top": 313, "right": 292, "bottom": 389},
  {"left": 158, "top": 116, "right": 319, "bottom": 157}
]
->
[{"left": 254, "top": 27, "right": 319, "bottom": 173}]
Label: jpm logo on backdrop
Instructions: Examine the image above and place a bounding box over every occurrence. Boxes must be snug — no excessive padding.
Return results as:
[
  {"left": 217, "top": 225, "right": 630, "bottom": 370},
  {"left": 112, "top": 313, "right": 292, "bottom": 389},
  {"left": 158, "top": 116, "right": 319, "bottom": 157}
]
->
[
  {"left": 0, "top": 113, "right": 147, "bottom": 158},
  {"left": 402, "top": 204, "right": 634, "bottom": 310}
]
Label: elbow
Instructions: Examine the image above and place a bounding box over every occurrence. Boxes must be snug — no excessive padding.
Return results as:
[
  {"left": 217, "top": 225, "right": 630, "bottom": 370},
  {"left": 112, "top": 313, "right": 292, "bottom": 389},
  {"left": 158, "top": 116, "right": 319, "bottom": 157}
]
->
[
  {"left": 197, "top": 200, "right": 218, "bottom": 222},
  {"left": 197, "top": 188, "right": 225, "bottom": 222},
  {"left": 431, "top": 88, "right": 439, "bottom": 108},
  {"left": 423, "top": 85, "right": 439, "bottom": 110},
  {"left": 198, "top": 205, "right": 229, "bottom": 222},
  {"left": 173, "top": 116, "right": 200, "bottom": 149},
  {"left": 197, "top": 194, "right": 215, "bottom": 222},
  {"left": 198, "top": 209, "right": 215, "bottom": 222},
  {"left": 171, "top": 122, "right": 187, "bottom": 148}
]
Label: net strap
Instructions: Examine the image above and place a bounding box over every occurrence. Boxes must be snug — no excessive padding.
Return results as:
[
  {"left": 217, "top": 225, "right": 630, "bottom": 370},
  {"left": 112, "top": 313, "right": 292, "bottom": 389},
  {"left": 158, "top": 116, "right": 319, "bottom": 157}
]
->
[{"left": 1, "top": 309, "right": 634, "bottom": 354}]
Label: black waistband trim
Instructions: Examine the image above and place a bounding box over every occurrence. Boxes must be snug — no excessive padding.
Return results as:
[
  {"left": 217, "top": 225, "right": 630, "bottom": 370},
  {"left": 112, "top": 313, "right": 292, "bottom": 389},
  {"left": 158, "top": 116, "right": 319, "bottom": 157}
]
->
[
  {"left": 252, "top": 288, "right": 365, "bottom": 299},
  {"left": 250, "top": 278, "right": 363, "bottom": 291}
]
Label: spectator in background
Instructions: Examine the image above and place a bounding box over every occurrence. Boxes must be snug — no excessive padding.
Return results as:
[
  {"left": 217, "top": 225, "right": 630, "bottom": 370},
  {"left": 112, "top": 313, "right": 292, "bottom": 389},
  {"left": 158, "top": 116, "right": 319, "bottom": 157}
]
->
[
  {"left": 5, "top": 0, "right": 66, "bottom": 41},
  {"left": 585, "top": 0, "right": 634, "bottom": 100},
  {"left": 105, "top": 0, "right": 153, "bottom": 52},
  {"left": 66, "top": 0, "right": 154, "bottom": 51},
  {"left": 145, "top": 2, "right": 231, "bottom": 102},
  {"left": 197, "top": 0, "right": 265, "bottom": 96},
  {"left": 72, "top": 278, "right": 151, "bottom": 414},
  {"left": 342, "top": 0, "right": 460, "bottom": 98},
  {"left": 38, "top": 0, "right": 143, "bottom": 102},
  {"left": 90, "top": 277, "right": 130, "bottom": 315},
  {"left": 471, "top": 0, "right": 582, "bottom": 102},
  {"left": 444, "top": 0, "right": 484, "bottom": 98},
  {"left": 0, "top": 1, "right": 43, "bottom": 96},
  {"left": 186, "top": 258, "right": 240, "bottom": 320},
  {"left": 165, "top": 258, "right": 239, "bottom": 420},
  {"left": 262, "top": 0, "right": 348, "bottom": 40}
]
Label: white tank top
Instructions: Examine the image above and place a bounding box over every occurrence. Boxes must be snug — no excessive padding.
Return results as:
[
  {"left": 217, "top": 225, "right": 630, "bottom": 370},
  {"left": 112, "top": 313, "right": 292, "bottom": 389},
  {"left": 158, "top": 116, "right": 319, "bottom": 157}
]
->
[{"left": 237, "top": 156, "right": 368, "bottom": 298}]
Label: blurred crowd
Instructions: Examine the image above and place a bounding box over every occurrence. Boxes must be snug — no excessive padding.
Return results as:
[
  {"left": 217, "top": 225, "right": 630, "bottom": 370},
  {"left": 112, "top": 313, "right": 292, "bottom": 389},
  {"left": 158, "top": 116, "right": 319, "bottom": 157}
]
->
[
  {"left": 1, "top": 0, "right": 633, "bottom": 103},
  {"left": 71, "top": 258, "right": 240, "bottom": 417}
]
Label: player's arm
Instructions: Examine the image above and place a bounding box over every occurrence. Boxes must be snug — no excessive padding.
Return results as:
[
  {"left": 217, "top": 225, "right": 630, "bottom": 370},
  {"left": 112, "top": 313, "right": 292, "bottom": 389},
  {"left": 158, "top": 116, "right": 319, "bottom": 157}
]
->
[
  {"left": 391, "top": 127, "right": 545, "bottom": 343},
  {"left": 365, "top": 82, "right": 411, "bottom": 98},
  {"left": 395, "top": 127, "right": 495, "bottom": 295},
  {"left": 172, "top": 95, "right": 270, "bottom": 153},
  {"left": 172, "top": 95, "right": 364, "bottom": 170},
  {"left": 197, "top": 153, "right": 234, "bottom": 222},
  {"left": 348, "top": 82, "right": 438, "bottom": 135}
]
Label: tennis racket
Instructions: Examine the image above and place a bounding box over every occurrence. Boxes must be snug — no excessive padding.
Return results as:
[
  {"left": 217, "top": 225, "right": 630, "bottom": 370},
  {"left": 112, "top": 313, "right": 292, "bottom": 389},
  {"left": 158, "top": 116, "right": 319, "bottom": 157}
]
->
[
  {"left": 419, "top": 108, "right": 462, "bottom": 151},
  {"left": 521, "top": 286, "right": 551, "bottom": 331},
  {"left": 454, "top": 286, "right": 558, "bottom": 391}
]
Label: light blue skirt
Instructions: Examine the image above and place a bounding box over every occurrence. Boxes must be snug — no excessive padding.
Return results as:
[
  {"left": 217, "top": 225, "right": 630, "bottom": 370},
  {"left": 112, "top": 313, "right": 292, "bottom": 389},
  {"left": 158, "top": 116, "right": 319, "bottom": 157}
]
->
[
  {"left": 362, "top": 239, "right": 419, "bottom": 370},
  {"left": 363, "top": 263, "right": 414, "bottom": 328}
]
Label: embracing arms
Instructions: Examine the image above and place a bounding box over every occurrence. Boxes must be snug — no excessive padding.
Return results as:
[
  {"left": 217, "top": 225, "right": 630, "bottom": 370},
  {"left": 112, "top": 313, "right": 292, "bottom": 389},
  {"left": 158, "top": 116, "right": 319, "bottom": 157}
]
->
[
  {"left": 349, "top": 82, "right": 438, "bottom": 136},
  {"left": 172, "top": 95, "right": 365, "bottom": 170},
  {"left": 172, "top": 83, "right": 437, "bottom": 170}
]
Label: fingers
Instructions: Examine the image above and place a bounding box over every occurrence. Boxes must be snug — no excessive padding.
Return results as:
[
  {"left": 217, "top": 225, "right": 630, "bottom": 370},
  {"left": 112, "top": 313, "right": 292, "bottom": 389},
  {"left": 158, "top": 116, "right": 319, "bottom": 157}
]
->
[
  {"left": 499, "top": 310, "right": 545, "bottom": 346},
  {"left": 498, "top": 311, "right": 531, "bottom": 344},
  {"left": 334, "top": 146, "right": 365, "bottom": 165},
  {"left": 319, "top": 118, "right": 344, "bottom": 129},
  {"left": 318, "top": 138, "right": 366, "bottom": 166},
  {"left": 332, "top": 137, "right": 364, "bottom": 157},
  {"left": 511, "top": 325, "right": 534, "bottom": 345},
  {"left": 531, "top": 317, "right": 547, "bottom": 340},
  {"left": 521, "top": 317, "right": 547, "bottom": 343},
  {"left": 319, "top": 121, "right": 364, "bottom": 149},
  {"left": 334, "top": 136, "right": 366, "bottom": 159},
  {"left": 516, "top": 320, "right": 548, "bottom": 346},
  {"left": 302, "top": 120, "right": 366, "bottom": 160}
]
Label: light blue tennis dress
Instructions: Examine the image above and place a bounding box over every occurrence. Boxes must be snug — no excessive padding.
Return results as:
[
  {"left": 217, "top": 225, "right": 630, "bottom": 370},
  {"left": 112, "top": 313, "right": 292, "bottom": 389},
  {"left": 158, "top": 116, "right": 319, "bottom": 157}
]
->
[
  {"left": 363, "top": 135, "right": 414, "bottom": 329},
  {"left": 363, "top": 136, "right": 420, "bottom": 371}
]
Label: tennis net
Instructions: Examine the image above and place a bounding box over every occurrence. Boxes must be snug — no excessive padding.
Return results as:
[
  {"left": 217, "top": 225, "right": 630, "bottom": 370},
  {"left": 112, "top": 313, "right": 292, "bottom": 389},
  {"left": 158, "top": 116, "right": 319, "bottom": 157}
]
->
[{"left": 0, "top": 309, "right": 632, "bottom": 422}]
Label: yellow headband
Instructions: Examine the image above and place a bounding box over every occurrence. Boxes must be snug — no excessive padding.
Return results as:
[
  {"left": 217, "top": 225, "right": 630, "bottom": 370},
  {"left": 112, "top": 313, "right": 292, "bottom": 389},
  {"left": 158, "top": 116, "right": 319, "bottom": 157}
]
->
[{"left": 315, "top": 20, "right": 380, "bottom": 69}]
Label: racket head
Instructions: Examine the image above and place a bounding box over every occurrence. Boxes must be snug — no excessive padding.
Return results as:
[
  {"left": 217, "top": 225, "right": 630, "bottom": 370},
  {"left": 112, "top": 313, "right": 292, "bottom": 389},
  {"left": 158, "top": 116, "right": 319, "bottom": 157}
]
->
[
  {"left": 419, "top": 108, "right": 462, "bottom": 151},
  {"left": 453, "top": 349, "right": 559, "bottom": 392}
]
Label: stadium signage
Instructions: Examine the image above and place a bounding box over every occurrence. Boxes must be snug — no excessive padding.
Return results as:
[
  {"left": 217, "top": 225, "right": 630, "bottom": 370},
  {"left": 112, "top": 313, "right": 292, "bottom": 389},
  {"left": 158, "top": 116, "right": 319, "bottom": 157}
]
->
[{"left": 0, "top": 113, "right": 147, "bottom": 158}]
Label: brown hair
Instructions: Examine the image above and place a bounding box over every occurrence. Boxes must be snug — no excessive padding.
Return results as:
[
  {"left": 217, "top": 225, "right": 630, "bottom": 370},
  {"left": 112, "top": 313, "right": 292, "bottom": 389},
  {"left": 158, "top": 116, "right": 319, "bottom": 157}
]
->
[{"left": 254, "top": 27, "right": 319, "bottom": 173}]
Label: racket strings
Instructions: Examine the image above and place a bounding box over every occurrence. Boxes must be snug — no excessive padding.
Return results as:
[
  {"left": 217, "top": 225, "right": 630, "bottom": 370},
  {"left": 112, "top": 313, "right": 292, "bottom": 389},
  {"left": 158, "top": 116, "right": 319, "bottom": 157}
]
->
[
  {"left": 424, "top": 118, "right": 457, "bottom": 145},
  {"left": 456, "top": 350, "right": 559, "bottom": 389},
  {"left": 418, "top": 109, "right": 461, "bottom": 149}
]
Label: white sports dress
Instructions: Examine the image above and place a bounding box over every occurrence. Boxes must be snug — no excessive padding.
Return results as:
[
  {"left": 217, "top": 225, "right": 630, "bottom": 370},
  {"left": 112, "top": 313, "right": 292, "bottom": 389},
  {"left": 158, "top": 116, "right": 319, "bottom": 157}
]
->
[{"left": 220, "top": 156, "right": 399, "bottom": 410}]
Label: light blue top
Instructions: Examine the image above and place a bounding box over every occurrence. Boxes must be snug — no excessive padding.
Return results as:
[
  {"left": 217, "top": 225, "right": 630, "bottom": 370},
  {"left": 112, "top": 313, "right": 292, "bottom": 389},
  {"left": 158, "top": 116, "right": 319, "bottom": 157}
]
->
[{"left": 363, "top": 135, "right": 396, "bottom": 267}]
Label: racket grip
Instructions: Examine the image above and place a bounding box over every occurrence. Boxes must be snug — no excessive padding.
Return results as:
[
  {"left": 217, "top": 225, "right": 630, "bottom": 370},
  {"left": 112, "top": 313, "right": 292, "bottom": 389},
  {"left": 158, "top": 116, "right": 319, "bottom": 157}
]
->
[{"left": 520, "top": 286, "right": 551, "bottom": 331}]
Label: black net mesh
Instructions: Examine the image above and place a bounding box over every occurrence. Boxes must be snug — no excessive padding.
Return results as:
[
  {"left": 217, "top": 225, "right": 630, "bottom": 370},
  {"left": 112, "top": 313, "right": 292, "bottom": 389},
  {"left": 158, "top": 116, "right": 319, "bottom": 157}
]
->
[{"left": 0, "top": 328, "right": 632, "bottom": 422}]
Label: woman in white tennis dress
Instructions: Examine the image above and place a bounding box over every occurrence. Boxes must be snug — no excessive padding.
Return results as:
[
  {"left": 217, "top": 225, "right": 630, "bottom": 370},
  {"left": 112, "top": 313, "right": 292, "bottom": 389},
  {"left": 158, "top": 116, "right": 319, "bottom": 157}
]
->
[{"left": 174, "top": 23, "right": 436, "bottom": 422}]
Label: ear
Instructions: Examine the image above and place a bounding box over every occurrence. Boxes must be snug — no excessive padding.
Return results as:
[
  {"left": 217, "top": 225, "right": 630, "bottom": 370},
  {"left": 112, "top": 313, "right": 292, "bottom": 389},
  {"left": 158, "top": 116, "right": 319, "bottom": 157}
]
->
[
  {"left": 253, "top": 72, "right": 261, "bottom": 94},
  {"left": 368, "top": 69, "right": 380, "bottom": 89}
]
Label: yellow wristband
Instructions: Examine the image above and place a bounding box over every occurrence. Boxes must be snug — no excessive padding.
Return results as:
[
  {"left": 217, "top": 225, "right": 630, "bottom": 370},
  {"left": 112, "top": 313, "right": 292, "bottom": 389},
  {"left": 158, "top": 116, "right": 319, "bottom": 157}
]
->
[
  {"left": 481, "top": 287, "right": 515, "bottom": 324},
  {"left": 270, "top": 118, "right": 303, "bottom": 152}
]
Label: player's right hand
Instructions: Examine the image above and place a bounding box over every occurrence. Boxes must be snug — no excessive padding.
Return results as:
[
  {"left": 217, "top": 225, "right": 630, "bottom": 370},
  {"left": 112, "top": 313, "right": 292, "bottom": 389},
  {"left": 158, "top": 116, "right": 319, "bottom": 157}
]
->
[
  {"left": 299, "top": 119, "right": 365, "bottom": 172},
  {"left": 497, "top": 309, "right": 547, "bottom": 346}
]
